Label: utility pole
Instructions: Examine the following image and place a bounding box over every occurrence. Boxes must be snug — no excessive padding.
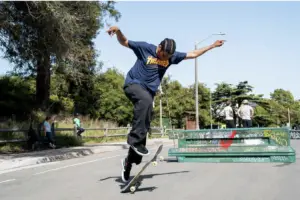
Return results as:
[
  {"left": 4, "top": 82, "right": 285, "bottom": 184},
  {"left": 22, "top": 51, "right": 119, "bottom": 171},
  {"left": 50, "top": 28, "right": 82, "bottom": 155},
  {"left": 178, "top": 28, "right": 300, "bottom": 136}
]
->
[
  {"left": 194, "top": 43, "right": 199, "bottom": 130},
  {"left": 210, "top": 89, "right": 212, "bottom": 129},
  {"left": 194, "top": 32, "right": 226, "bottom": 130},
  {"left": 159, "top": 84, "right": 163, "bottom": 129}
]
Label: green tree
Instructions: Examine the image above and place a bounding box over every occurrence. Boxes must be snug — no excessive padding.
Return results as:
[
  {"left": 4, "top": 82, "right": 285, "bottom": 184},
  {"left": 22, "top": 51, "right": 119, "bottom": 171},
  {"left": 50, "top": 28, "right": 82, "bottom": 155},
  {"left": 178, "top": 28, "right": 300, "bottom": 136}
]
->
[
  {"left": 269, "top": 89, "right": 300, "bottom": 127},
  {"left": 0, "top": 1, "right": 120, "bottom": 110},
  {"left": 271, "top": 89, "right": 294, "bottom": 106},
  {"left": 96, "top": 68, "right": 133, "bottom": 126},
  {"left": 0, "top": 76, "right": 35, "bottom": 118},
  {"left": 154, "top": 76, "right": 210, "bottom": 129}
]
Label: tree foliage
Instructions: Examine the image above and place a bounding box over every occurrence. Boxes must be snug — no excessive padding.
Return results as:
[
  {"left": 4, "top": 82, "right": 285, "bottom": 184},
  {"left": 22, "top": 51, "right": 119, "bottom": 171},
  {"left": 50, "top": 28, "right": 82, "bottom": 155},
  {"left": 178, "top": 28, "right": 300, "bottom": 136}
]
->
[
  {"left": 0, "top": 71, "right": 299, "bottom": 128},
  {"left": 0, "top": 1, "right": 120, "bottom": 109}
]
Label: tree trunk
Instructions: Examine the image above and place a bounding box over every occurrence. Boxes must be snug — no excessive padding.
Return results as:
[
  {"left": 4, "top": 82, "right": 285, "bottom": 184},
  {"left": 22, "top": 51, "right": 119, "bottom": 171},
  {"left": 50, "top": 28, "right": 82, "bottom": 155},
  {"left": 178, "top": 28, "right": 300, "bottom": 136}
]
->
[{"left": 36, "top": 54, "right": 51, "bottom": 111}]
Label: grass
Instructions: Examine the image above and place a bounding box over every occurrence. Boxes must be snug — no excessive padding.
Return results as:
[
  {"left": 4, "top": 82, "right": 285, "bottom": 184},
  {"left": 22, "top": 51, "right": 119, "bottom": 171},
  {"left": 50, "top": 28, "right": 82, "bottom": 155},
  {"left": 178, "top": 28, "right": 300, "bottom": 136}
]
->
[
  {"left": 0, "top": 118, "right": 166, "bottom": 154},
  {"left": 0, "top": 142, "right": 26, "bottom": 154},
  {"left": 0, "top": 133, "right": 166, "bottom": 154}
]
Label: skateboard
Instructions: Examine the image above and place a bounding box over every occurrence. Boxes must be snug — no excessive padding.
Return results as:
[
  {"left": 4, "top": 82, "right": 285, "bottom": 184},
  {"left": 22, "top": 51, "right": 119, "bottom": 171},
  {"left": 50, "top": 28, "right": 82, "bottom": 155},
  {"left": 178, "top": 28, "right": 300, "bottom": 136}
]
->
[{"left": 121, "top": 144, "right": 164, "bottom": 194}]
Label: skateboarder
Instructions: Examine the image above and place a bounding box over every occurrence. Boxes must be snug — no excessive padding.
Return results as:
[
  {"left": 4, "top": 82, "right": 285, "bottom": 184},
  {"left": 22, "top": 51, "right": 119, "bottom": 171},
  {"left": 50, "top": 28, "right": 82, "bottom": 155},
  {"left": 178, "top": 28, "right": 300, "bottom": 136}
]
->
[{"left": 106, "top": 26, "right": 225, "bottom": 182}]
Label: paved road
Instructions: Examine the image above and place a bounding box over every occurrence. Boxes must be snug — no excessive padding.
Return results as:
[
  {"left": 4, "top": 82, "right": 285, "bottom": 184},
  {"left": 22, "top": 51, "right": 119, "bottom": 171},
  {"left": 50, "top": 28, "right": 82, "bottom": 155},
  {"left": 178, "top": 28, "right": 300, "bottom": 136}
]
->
[{"left": 0, "top": 141, "right": 299, "bottom": 200}]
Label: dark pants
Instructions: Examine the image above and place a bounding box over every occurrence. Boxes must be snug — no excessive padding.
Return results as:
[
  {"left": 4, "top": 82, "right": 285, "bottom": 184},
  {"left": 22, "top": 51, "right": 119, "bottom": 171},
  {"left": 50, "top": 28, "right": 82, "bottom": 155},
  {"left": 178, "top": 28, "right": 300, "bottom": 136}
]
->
[
  {"left": 242, "top": 120, "right": 252, "bottom": 128},
  {"left": 76, "top": 127, "right": 85, "bottom": 136},
  {"left": 226, "top": 120, "right": 235, "bottom": 128},
  {"left": 124, "top": 83, "right": 154, "bottom": 164},
  {"left": 46, "top": 132, "right": 55, "bottom": 144}
]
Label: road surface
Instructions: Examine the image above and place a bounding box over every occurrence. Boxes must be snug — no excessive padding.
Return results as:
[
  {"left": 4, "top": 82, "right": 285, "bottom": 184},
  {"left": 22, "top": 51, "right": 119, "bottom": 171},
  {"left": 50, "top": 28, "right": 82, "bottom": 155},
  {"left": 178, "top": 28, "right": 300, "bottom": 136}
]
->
[{"left": 0, "top": 141, "right": 299, "bottom": 200}]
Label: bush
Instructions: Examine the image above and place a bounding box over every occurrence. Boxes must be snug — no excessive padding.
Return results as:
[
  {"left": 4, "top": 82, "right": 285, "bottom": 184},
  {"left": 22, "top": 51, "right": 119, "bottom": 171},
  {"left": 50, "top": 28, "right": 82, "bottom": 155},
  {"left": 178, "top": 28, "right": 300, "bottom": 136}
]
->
[{"left": 54, "top": 134, "right": 83, "bottom": 147}]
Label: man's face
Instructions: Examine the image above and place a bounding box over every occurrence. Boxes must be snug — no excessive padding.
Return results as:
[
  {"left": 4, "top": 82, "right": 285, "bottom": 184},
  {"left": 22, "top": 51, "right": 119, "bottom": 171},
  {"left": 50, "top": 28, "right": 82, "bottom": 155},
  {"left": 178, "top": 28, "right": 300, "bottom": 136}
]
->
[{"left": 157, "top": 45, "right": 173, "bottom": 60}]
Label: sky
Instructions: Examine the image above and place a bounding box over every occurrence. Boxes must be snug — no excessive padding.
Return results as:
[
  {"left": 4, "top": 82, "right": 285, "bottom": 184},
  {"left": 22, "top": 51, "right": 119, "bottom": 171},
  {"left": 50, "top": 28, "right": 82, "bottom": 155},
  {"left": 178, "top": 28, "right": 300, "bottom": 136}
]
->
[{"left": 0, "top": 1, "right": 299, "bottom": 99}]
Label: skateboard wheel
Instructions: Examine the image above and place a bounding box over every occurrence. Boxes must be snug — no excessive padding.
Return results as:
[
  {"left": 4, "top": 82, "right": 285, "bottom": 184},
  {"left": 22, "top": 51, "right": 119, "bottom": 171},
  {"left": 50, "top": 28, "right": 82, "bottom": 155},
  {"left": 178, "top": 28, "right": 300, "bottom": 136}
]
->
[
  {"left": 152, "top": 161, "right": 158, "bottom": 166},
  {"left": 159, "top": 156, "right": 164, "bottom": 161},
  {"left": 130, "top": 186, "right": 136, "bottom": 193}
]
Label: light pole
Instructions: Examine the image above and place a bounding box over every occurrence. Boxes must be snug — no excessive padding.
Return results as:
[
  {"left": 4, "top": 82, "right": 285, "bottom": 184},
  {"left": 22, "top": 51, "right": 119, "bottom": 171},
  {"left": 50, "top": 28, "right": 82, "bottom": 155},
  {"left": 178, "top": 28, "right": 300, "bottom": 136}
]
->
[
  {"left": 210, "top": 89, "right": 212, "bottom": 129},
  {"left": 159, "top": 84, "right": 163, "bottom": 129},
  {"left": 195, "top": 32, "right": 225, "bottom": 130},
  {"left": 288, "top": 108, "right": 291, "bottom": 128}
]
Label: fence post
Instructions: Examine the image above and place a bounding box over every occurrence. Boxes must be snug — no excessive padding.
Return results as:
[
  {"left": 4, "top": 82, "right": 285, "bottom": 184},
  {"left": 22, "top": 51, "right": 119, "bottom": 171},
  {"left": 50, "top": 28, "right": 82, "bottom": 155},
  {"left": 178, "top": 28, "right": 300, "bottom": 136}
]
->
[
  {"left": 161, "top": 126, "right": 165, "bottom": 137},
  {"left": 73, "top": 125, "right": 77, "bottom": 138},
  {"left": 104, "top": 128, "right": 108, "bottom": 142},
  {"left": 127, "top": 126, "right": 131, "bottom": 135}
]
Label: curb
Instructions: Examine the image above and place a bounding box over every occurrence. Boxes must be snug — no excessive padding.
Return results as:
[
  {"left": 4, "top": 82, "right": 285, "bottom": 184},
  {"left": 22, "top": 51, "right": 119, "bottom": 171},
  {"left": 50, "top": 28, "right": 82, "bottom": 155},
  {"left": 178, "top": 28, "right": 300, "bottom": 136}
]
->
[
  {"left": 0, "top": 149, "right": 98, "bottom": 172},
  {"left": 0, "top": 138, "right": 172, "bottom": 172}
]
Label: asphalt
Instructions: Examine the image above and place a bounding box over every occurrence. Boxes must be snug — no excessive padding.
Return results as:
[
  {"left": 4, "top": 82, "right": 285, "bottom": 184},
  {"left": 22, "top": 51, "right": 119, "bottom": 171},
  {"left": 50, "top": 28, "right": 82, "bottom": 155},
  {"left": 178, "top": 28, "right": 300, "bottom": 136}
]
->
[{"left": 0, "top": 140, "right": 299, "bottom": 200}]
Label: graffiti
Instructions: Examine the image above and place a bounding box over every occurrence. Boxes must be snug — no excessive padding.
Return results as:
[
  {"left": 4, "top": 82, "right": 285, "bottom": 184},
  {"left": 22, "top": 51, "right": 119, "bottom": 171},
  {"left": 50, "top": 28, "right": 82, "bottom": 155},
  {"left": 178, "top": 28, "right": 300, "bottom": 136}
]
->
[
  {"left": 175, "top": 147, "right": 226, "bottom": 153},
  {"left": 185, "top": 139, "right": 219, "bottom": 145},
  {"left": 271, "top": 156, "right": 289, "bottom": 162},
  {"left": 177, "top": 145, "right": 291, "bottom": 154},
  {"left": 175, "top": 146, "right": 272, "bottom": 153},
  {"left": 263, "top": 130, "right": 289, "bottom": 146},
  {"left": 238, "top": 157, "right": 267, "bottom": 162},
  {"left": 169, "top": 128, "right": 291, "bottom": 147}
]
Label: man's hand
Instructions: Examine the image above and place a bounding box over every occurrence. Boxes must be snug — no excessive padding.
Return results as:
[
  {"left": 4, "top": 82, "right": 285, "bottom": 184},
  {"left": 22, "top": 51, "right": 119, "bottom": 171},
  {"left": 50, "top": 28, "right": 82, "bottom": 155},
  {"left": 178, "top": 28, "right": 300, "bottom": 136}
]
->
[
  {"left": 212, "top": 40, "right": 226, "bottom": 48},
  {"left": 106, "top": 26, "right": 129, "bottom": 47},
  {"left": 106, "top": 26, "right": 120, "bottom": 37}
]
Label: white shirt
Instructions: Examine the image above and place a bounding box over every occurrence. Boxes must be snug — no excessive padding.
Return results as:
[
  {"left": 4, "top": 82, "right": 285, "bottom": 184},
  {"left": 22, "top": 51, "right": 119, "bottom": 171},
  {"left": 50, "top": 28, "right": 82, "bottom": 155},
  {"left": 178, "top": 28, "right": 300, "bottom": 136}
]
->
[
  {"left": 238, "top": 105, "right": 254, "bottom": 120},
  {"left": 223, "top": 106, "right": 234, "bottom": 120}
]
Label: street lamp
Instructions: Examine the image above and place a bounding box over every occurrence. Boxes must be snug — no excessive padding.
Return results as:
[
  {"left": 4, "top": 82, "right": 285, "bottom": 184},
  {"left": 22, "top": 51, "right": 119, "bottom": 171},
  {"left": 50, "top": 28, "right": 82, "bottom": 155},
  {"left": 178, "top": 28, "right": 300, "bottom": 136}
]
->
[
  {"left": 159, "top": 84, "right": 163, "bottom": 129},
  {"left": 195, "top": 32, "right": 225, "bottom": 130}
]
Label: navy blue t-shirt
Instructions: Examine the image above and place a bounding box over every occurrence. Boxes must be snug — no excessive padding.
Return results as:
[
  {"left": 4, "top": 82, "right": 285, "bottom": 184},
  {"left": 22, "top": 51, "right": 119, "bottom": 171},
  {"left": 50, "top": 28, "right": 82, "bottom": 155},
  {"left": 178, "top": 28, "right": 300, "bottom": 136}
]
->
[{"left": 124, "top": 40, "right": 187, "bottom": 94}]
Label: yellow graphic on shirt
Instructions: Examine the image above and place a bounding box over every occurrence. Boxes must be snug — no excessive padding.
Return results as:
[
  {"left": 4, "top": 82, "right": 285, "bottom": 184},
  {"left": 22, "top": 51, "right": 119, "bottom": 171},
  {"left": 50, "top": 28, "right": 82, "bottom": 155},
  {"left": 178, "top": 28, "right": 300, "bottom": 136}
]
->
[{"left": 146, "top": 56, "right": 169, "bottom": 67}]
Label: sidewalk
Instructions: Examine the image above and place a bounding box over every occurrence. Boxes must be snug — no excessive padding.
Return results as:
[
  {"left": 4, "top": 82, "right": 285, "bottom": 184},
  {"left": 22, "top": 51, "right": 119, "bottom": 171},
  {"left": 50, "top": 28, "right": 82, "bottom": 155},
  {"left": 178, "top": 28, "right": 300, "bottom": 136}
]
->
[{"left": 0, "top": 138, "right": 173, "bottom": 172}]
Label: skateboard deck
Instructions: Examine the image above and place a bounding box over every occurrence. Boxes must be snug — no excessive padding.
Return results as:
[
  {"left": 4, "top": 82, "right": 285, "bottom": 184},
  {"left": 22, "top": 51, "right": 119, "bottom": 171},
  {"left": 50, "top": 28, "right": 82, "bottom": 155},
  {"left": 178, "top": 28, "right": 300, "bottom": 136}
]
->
[{"left": 121, "top": 144, "right": 164, "bottom": 193}]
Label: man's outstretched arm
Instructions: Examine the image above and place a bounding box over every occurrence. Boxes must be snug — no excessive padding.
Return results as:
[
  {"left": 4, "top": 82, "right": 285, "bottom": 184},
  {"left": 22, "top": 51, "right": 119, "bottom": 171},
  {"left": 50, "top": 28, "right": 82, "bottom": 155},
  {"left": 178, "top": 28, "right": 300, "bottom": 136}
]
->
[
  {"left": 107, "top": 26, "right": 129, "bottom": 47},
  {"left": 184, "top": 40, "right": 225, "bottom": 60}
]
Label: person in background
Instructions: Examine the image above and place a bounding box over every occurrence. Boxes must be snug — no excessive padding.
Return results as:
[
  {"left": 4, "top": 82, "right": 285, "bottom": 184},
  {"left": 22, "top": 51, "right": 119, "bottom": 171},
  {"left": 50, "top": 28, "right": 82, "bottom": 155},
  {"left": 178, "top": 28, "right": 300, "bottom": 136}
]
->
[
  {"left": 43, "top": 115, "right": 56, "bottom": 148},
  {"left": 73, "top": 113, "right": 85, "bottom": 137},
  {"left": 222, "top": 100, "right": 235, "bottom": 128},
  {"left": 237, "top": 99, "right": 254, "bottom": 128}
]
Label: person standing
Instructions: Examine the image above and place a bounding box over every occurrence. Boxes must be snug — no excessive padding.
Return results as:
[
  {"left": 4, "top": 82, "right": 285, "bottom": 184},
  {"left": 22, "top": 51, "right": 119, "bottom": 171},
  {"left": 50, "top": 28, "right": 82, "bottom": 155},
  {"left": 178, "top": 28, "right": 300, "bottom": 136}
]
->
[
  {"left": 222, "top": 100, "right": 235, "bottom": 128},
  {"left": 237, "top": 99, "right": 254, "bottom": 128},
  {"left": 43, "top": 115, "right": 56, "bottom": 148}
]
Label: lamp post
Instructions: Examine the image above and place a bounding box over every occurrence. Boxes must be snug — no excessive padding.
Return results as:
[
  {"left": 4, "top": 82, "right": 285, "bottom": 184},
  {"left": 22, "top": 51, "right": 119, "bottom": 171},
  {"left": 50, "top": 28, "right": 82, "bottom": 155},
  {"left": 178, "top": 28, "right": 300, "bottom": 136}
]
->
[
  {"left": 195, "top": 33, "right": 225, "bottom": 130},
  {"left": 159, "top": 84, "right": 163, "bottom": 129},
  {"left": 210, "top": 89, "right": 212, "bottom": 129}
]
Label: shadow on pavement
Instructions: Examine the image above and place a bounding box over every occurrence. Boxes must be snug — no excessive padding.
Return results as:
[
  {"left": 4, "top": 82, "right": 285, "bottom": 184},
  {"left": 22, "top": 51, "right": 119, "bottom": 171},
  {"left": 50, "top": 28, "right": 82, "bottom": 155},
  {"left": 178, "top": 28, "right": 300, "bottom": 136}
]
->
[
  {"left": 163, "top": 158, "right": 178, "bottom": 163},
  {"left": 131, "top": 186, "right": 157, "bottom": 193},
  {"left": 99, "top": 170, "right": 189, "bottom": 193},
  {"left": 121, "top": 186, "right": 158, "bottom": 193},
  {"left": 273, "top": 163, "right": 294, "bottom": 167},
  {"left": 99, "top": 170, "right": 189, "bottom": 182},
  {"left": 85, "top": 143, "right": 128, "bottom": 149}
]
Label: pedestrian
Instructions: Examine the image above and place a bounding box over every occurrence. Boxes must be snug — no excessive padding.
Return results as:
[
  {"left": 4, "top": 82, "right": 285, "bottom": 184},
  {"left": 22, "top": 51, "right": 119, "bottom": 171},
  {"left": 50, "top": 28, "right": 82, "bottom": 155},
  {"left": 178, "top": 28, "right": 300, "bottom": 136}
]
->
[
  {"left": 237, "top": 99, "right": 254, "bottom": 128},
  {"left": 43, "top": 115, "right": 56, "bottom": 149},
  {"left": 106, "top": 26, "right": 225, "bottom": 182},
  {"left": 222, "top": 100, "right": 235, "bottom": 128}
]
